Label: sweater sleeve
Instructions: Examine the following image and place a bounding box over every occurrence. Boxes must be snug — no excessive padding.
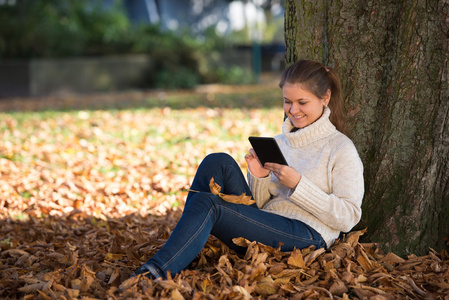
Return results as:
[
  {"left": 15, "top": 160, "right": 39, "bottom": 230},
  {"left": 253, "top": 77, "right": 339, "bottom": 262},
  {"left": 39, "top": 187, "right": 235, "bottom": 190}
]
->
[
  {"left": 289, "top": 142, "right": 364, "bottom": 233},
  {"left": 247, "top": 168, "right": 272, "bottom": 208}
]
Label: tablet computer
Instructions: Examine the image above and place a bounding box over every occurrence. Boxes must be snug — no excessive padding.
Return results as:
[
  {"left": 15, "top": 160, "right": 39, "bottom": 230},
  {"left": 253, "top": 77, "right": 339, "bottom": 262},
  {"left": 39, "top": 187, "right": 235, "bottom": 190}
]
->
[{"left": 248, "top": 136, "right": 288, "bottom": 166}]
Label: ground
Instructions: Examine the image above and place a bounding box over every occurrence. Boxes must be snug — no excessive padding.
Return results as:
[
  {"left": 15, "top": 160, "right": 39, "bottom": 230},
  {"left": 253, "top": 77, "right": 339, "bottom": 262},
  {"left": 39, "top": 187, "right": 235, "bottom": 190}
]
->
[{"left": 1, "top": 85, "right": 448, "bottom": 299}]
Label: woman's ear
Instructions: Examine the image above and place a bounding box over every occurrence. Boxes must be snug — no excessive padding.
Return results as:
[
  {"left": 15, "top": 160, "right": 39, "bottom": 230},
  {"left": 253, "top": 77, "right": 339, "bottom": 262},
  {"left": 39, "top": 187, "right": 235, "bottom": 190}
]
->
[{"left": 324, "top": 89, "right": 331, "bottom": 107}]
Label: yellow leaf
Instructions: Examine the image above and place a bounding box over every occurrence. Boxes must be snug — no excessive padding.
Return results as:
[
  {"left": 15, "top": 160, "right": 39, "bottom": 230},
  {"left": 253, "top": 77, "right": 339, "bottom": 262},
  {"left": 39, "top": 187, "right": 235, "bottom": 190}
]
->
[
  {"left": 201, "top": 278, "right": 212, "bottom": 293},
  {"left": 254, "top": 277, "right": 277, "bottom": 297},
  {"left": 104, "top": 253, "right": 125, "bottom": 261}
]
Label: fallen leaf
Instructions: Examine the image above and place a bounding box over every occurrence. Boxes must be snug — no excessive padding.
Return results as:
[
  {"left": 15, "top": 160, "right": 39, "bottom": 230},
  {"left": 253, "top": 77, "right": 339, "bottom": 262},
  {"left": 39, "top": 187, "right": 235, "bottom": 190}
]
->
[
  {"left": 209, "top": 177, "right": 255, "bottom": 205},
  {"left": 105, "top": 253, "right": 125, "bottom": 261},
  {"left": 287, "top": 248, "right": 306, "bottom": 269},
  {"left": 171, "top": 288, "right": 185, "bottom": 300},
  {"left": 219, "top": 193, "right": 255, "bottom": 205},
  {"left": 232, "top": 285, "right": 251, "bottom": 299},
  {"left": 329, "top": 280, "right": 348, "bottom": 295},
  {"left": 1, "top": 101, "right": 449, "bottom": 299},
  {"left": 254, "top": 277, "right": 277, "bottom": 297},
  {"left": 209, "top": 177, "right": 222, "bottom": 195}
]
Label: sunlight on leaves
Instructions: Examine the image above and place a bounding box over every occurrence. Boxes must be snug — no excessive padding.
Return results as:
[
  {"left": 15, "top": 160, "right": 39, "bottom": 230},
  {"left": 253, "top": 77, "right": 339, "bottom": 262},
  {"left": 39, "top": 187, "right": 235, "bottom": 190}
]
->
[{"left": 0, "top": 103, "right": 448, "bottom": 298}]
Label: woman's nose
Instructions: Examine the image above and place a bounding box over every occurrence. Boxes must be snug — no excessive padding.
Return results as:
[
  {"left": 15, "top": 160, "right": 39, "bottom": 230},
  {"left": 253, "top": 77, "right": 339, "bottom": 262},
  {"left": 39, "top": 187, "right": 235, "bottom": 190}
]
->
[{"left": 290, "top": 102, "right": 301, "bottom": 114}]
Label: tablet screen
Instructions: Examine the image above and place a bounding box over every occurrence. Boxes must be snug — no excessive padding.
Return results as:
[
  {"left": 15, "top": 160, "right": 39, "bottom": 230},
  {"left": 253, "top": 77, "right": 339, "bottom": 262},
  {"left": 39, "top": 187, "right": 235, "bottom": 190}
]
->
[{"left": 248, "top": 137, "right": 288, "bottom": 166}]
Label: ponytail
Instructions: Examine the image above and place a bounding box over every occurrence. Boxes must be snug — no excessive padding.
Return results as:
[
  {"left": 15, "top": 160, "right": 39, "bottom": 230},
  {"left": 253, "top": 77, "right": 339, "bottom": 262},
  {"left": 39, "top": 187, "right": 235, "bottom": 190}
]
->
[{"left": 326, "top": 68, "right": 346, "bottom": 134}]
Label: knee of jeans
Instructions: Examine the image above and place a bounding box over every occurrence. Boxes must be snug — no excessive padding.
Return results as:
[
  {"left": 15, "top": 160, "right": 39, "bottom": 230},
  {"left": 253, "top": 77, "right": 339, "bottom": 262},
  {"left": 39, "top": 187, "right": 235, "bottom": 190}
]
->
[
  {"left": 203, "top": 152, "right": 234, "bottom": 166},
  {"left": 186, "top": 192, "right": 219, "bottom": 212}
]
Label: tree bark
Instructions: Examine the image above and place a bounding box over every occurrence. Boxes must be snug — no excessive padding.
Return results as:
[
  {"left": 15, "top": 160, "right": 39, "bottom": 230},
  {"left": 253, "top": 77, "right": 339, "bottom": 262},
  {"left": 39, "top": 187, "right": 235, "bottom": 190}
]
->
[{"left": 284, "top": 0, "right": 449, "bottom": 256}]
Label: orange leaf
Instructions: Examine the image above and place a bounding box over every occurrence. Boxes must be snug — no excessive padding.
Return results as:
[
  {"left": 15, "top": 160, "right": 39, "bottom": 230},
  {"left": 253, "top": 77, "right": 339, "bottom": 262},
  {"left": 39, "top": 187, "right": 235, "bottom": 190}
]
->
[
  {"left": 209, "top": 177, "right": 221, "bottom": 195},
  {"left": 219, "top": 193, "right": 255, "bottom": 205},
  {"left": 210, "top": 177, "right": 255, "bottom": 205}
]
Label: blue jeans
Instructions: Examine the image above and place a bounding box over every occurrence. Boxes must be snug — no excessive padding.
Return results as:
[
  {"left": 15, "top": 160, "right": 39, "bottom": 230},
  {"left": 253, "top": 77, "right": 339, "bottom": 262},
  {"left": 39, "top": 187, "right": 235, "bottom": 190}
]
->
[{"left": 137, "top": 153, "right": 325, "bottom": 279}]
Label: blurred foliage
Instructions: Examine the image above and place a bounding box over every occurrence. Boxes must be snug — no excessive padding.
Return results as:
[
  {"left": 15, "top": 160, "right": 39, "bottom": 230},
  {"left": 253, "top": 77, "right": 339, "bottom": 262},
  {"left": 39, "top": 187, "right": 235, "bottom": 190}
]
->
[
  {"left": 0, "top": 0, "right": 253, "bottom": 89},
  {"left": 0, "top": 0, "right": 133, "bottom": 57}
]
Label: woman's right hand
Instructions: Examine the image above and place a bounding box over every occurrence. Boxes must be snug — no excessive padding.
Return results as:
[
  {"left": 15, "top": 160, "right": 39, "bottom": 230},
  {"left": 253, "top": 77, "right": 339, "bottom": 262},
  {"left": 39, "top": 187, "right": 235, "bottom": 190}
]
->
[{"left": 245, "top": 149, "right": 270, "bottom": 178}]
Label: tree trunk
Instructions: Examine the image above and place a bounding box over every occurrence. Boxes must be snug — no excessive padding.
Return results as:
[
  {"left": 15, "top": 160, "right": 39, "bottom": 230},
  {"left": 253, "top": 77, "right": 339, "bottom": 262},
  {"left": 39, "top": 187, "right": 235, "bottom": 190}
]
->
[{"left": 284, "top": 0, "right": 449, "bottom": 256}]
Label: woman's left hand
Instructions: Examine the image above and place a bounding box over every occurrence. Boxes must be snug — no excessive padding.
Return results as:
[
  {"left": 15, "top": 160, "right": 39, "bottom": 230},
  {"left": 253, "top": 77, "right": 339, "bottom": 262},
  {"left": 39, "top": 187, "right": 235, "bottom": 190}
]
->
[{"left": 263, "top": 163, "right": 302, "bottom": 189}]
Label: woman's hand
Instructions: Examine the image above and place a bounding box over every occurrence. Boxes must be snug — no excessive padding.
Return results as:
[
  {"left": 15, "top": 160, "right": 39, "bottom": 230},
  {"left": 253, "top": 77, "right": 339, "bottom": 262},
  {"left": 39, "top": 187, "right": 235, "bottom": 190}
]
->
[
  {"left": 263, "top": 162, "right": 302, "bottom": 189},
  {"left": 245, "top": 149, "right": 270, "bottom": 178}
]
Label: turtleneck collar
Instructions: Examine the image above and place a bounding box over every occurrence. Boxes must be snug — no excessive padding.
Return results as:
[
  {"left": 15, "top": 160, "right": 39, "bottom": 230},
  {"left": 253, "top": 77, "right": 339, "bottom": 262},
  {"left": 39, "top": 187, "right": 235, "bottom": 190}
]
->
[{"left": 282, "top": 107, "right": 336, "bottom": 148}]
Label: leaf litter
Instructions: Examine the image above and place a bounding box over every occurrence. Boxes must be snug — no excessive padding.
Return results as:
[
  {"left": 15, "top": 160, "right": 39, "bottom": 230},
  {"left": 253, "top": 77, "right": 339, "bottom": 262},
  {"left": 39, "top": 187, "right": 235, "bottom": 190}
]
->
[{"left": 1, "top": 105, "right": 449, "bottom": 299}]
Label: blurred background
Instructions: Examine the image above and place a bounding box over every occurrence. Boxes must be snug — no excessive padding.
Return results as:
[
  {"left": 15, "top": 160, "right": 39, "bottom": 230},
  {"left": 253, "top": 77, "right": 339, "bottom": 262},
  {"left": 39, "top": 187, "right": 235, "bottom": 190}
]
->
[{"left": 0, "top": 0, "right": 285, "bottom": 98}]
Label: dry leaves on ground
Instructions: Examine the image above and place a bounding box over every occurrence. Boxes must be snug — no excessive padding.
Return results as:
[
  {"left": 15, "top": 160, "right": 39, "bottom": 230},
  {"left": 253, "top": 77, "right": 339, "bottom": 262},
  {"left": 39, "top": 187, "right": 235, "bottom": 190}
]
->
[
  {"left": 1, "top": 104, "right": 449, "bottom": 299},
  {"left": 1, "top": 214, "right": 449, "bottom": 299}
]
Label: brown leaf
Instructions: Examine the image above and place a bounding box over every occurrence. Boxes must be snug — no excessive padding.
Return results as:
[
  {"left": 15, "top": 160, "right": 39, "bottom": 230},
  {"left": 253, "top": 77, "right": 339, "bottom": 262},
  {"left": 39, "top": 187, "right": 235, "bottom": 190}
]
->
[
  {"left": 232, "top": 237, "right": 252, "bottom": 247},
  {"left": 232, "top": 285, "right": 252, "bottom": 299},
  {"left": 108, "top": 268, "right": 121, "bottom": 285},
  {"left": 287, "top": 248, "right": 306, "bottom": 269},
  {"left": 2, "top": 103, "right": 449, "bottom": 299},
  {"left": 171, "top": 288, "right": 185, "bottom": 300},
  {"left": 298, "top": 275, "right": 320, "bottom": 286},
  {"left": 80, "top": 265, "right": 96, "bottom": 292},
  {"left": 341, "top": 271, "right": 355, "bottom": 284},
  {"left": 37, "top": 290, "right": 52, "bottom": 300},
  {"left": 3, "top": 249, "right": 29, "bottom": 257},
  {"left": 380, "top": 252, "right": 406, "bottom": 264},
  {"left": 329, "top": 280, "right": 348, "bottom": 295},
  {"left": 345, "top": 229, "right": 367, "bottom": 247},
  {"left": 119, "top": 276, "right": 139, "bottom": 291},
  {"left": 357, "top": 249, "right": 374, "bottom": 272},
  {"left": 304, "top": 248, "right": 326, "bottom": 267},
  {"left": 18, "top": 282, "right": 47, "bottom": 293}
]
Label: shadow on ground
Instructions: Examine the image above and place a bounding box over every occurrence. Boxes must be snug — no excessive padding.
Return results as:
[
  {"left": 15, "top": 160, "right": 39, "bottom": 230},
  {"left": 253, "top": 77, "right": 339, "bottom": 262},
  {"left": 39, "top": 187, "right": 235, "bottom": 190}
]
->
[{"left": 0, "top": 81, "right": 282, "bottom": 113}]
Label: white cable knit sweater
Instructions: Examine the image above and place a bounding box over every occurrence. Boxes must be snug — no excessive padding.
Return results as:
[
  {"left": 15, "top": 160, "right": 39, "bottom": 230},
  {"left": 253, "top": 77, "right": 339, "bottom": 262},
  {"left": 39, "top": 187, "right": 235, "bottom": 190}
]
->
[{"left": 247, "top": 108, "right": 364, "bottom": 247}]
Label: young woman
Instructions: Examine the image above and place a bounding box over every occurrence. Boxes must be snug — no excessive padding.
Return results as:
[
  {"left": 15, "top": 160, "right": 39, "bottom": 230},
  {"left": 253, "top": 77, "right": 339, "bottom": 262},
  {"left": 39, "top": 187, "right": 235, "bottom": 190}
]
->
[{"left": 132, "top": 59, "right": 364, "bottom": 279}]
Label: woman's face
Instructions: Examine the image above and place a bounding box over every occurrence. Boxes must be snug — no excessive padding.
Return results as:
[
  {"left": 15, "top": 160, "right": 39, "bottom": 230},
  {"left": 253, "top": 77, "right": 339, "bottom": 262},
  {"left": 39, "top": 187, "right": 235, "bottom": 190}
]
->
[{"left": 283, "top": 82, "right": 330, "bottom": 129}]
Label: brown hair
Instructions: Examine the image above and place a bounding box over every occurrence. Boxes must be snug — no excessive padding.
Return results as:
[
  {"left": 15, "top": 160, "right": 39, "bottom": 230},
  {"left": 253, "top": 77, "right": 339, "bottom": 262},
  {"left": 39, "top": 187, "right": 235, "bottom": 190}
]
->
[{"left": 279, "top": 60, "right": 346, "bottom": 133}]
